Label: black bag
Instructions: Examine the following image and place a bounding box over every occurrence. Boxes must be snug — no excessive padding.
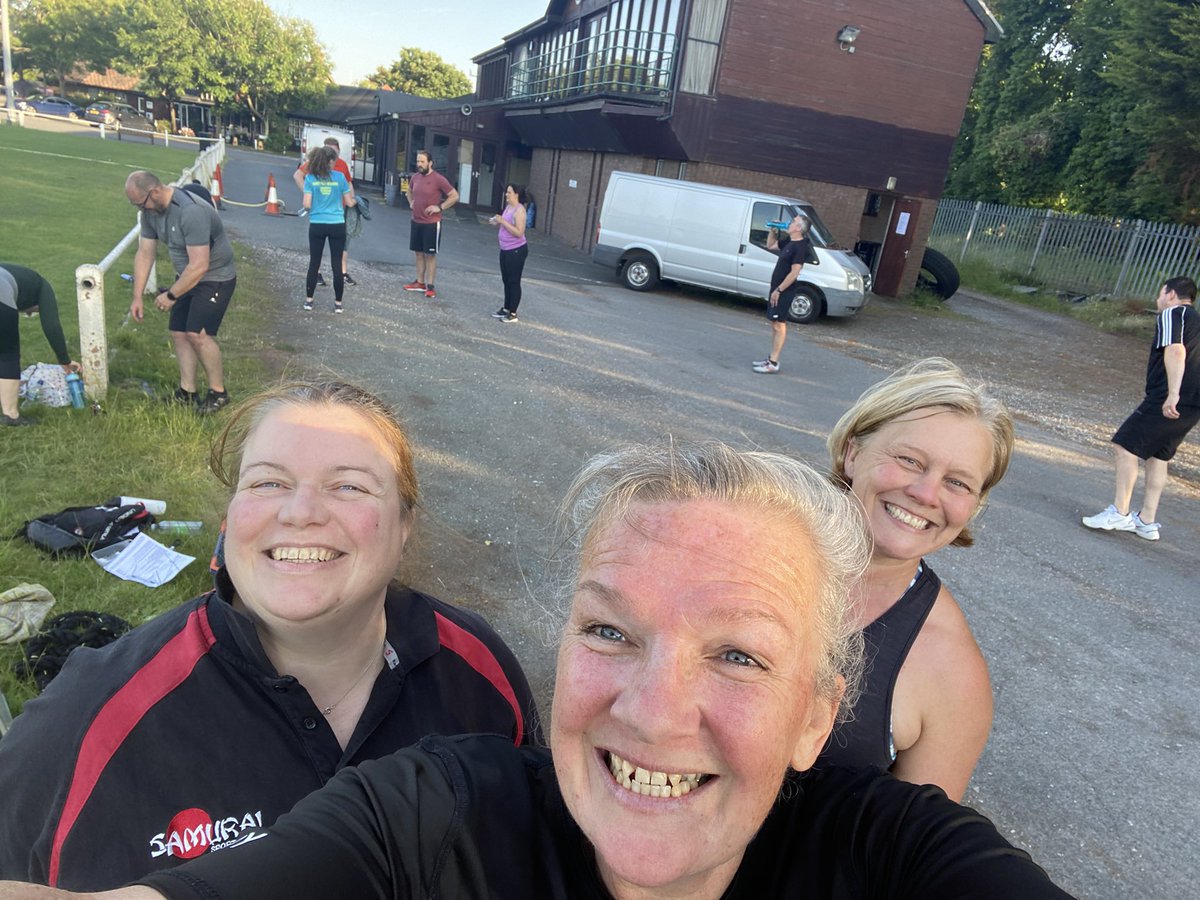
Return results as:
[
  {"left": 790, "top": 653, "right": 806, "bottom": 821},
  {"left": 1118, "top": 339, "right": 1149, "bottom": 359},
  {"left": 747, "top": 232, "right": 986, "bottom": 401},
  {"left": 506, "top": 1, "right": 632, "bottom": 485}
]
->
[
  {"left": 14, "top": 611, "right": 132, "bottom": 691},
  {"left": 21, "top": 503, "right": 155, "bottom": 556}
]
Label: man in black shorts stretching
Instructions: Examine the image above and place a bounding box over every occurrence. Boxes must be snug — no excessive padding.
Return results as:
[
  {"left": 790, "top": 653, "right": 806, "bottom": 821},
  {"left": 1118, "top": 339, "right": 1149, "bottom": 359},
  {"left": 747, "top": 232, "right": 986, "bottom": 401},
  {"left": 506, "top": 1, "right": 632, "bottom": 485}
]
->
[
  {"left": 125, "top": 171, "right": 237, "bottom": 413},
  {"left": 1083, "top": 275, "right": 1199, "bottom": 541}
]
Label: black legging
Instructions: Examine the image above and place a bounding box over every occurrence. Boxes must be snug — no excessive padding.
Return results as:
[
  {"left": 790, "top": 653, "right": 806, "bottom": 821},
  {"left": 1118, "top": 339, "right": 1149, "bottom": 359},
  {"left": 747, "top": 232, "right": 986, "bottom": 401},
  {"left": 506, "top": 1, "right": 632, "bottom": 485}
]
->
[
  {"left": 307, "top": 223, "right": 346, "bottom": 300},
  {"left": 0, "top": 301, "right": 20, "bottom": 378},
  {"left": 499, "top": 244, "right": 528, "bottom": 312}
]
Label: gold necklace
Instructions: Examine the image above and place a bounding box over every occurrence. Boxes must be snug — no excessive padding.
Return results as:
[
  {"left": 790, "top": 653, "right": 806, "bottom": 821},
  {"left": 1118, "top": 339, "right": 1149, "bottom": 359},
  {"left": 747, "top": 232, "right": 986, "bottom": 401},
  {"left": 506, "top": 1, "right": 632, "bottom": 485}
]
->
[{"left": 318, "top": 648, "right": 381, "bottom": 716}]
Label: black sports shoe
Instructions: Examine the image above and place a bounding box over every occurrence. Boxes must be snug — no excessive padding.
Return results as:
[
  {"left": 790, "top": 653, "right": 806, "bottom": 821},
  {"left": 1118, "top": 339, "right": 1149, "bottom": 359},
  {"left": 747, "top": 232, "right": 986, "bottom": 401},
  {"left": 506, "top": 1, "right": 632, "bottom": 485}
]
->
[
  {"left": 492, "top": 308, "right": 509, "bottom": 318},
  {"left": 168, "top": 387, "right": 199, "bottom": 405},
  {"left": 315, "top": 272, "right": 327, "bottom": 286},
  {"left": 197, "top": 389, "right": 231, "bottom": 414},
  {"left": 2, "top": 413, "right": 35, "bottom": 426},
  {"left": 343, "top": 273, "right": 357, "bottom": 286}
]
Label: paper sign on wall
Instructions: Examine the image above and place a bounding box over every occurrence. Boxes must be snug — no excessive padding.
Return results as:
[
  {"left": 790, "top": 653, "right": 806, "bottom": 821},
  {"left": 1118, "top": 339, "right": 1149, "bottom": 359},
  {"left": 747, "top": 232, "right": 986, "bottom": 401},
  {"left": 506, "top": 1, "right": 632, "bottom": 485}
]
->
[
  {"left": 568, "top": 179, "right": 578, "bottom": 189},
  {"left": 896, "top": 212, "right": 911, "bottom": 235}
]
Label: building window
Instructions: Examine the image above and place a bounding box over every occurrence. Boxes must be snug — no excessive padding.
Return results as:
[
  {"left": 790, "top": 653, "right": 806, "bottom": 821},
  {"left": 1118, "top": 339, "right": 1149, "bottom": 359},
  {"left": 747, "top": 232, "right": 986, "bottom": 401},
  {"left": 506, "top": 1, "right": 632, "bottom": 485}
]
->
[{"left": 679, "top": 0, "right": 728, "bottom": 95}]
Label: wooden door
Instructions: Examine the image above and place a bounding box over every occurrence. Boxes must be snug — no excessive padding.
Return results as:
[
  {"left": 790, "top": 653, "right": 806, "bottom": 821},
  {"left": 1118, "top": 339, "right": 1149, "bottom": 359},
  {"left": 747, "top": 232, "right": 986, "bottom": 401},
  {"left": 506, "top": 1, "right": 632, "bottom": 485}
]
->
[{"left": 874, "top": 199, "right": 921, "bottom": 297}]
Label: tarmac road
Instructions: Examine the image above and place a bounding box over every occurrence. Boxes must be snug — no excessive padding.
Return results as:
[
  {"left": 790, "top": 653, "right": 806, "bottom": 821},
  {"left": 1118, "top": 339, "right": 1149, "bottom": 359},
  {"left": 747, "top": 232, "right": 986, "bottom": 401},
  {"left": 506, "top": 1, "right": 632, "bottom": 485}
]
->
[{"left": 212, "top": 148, "right": 1197, "bottom": 899}]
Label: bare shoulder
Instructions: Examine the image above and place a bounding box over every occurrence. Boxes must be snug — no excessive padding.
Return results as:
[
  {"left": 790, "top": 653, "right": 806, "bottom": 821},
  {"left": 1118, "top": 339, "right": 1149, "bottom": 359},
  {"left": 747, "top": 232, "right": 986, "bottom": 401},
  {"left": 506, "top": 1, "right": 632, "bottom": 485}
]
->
[
  {"left": 906, "top": 583, "right": 992, "bottom": 700},
  {"left": 890, "top": 582, "right": 994, "bottom": 799}
]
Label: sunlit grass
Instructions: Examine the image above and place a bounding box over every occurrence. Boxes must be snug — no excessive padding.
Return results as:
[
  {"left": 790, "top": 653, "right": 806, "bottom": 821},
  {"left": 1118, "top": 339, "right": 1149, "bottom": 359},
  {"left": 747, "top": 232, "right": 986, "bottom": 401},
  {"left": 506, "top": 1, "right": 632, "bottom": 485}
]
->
[{"left": 0, "top": 126, "right": 275, "bottom": 714}]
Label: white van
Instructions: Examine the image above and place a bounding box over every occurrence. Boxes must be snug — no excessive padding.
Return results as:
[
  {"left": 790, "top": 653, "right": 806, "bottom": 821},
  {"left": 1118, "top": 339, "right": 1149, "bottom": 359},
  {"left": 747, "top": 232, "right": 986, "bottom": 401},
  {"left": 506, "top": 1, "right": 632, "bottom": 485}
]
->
[
  {"left": 592, "top": 172, "right": 871, "bottom": 323},
  {"left": 300, "top": 123, "right": 354, "bottom": 172}
]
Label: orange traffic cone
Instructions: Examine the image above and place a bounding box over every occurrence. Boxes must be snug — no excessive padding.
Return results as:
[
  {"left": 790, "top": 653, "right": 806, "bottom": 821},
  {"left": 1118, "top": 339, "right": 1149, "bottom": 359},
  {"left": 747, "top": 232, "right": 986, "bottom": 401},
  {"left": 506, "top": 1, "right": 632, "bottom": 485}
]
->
[
  {"left": 264, "top": 173, "right": 281, "bottom": 215},
  {"left": 211, "top": 164, "right": 224, "bottom": 210}
]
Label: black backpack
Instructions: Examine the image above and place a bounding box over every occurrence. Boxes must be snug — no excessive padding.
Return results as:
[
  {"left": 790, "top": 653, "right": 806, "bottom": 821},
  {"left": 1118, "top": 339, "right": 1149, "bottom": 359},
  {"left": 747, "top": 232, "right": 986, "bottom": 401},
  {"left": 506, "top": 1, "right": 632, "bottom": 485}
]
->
[{"left": 21, "top": 503, "right": 155, "bottom": 556}]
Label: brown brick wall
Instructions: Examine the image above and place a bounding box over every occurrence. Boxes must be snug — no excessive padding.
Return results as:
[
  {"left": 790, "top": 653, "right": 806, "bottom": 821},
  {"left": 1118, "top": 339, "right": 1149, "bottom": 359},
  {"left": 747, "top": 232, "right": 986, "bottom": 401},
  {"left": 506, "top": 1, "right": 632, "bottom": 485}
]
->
[{"left": 719, "top": 0, "right": 985, "bottom": 137}]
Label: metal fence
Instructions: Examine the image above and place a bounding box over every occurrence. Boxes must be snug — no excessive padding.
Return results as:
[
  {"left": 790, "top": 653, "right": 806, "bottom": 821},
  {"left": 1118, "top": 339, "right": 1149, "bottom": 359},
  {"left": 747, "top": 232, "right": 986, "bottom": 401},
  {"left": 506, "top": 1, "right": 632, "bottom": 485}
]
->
[{"left": 929, "top": 199, "right": 1200, "bottom": 300}]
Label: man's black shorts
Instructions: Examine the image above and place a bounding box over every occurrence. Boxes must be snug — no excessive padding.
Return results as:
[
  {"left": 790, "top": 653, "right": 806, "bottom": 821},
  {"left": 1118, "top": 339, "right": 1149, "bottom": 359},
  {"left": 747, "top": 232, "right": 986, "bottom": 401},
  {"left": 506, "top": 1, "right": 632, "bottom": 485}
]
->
[
  {"left": 1112, "top": 397, "right": 1200, "bottom": 461},
  {"left": 168, "top": 278, "right": 236, "bottom": 336},
  {"left": 766, "top": 287, "right": 795, "bottom": 322},
  {"left": 410, "top": 221, "right": 441, "bottom": 255}
]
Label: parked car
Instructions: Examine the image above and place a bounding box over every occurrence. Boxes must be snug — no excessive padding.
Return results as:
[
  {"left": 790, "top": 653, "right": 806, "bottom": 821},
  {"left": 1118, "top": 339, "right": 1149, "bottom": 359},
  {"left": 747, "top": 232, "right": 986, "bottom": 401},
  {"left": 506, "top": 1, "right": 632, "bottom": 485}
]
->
[
  {"left": 1, "top": 89, "right": 25, "bottom": 109},
  {"left": 28, "top": 96, "right": 83, "bottom": 119},
  {"left": 83, "top": 101, "right": 144, "bottom": 128},
  {"left": 593, "top": 172, "right": 871, "bottom": 324}
]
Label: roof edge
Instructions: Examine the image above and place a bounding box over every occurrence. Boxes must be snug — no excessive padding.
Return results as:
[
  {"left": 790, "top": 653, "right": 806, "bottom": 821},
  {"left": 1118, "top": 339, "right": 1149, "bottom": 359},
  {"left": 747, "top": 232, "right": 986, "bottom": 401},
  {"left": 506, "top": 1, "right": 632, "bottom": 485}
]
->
[{"left": 964, "top": 0, "right": 1003, "bottom": 42}]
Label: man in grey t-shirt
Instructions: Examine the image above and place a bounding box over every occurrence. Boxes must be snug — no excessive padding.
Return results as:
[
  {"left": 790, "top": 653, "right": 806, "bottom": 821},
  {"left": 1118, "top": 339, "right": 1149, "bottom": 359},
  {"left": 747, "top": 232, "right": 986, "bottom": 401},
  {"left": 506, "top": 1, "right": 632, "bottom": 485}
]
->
[{"left": 125, "top": 170, "right": 237, "bottom": 413}]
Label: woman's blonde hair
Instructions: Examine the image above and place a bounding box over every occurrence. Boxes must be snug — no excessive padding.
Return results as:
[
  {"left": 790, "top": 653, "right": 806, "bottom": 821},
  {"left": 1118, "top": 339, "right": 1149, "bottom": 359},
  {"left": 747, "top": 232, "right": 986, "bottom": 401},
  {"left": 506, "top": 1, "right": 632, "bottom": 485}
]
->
[{"left": 827, "top": 357, "right": 1014, "bottom": 547}]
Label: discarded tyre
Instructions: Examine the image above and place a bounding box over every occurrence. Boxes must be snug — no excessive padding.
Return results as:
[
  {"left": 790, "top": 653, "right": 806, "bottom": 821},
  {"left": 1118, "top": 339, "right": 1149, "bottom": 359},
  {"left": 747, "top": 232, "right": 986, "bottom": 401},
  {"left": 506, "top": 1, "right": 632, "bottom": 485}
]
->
[{"left": 918, "top": 247, "right": 960, "bottom": 300}]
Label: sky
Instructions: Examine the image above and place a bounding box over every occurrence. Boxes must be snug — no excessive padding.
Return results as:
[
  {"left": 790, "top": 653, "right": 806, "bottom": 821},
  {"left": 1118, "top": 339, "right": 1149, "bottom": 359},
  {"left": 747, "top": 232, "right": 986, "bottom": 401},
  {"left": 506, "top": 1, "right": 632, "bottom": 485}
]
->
[{"left": 265, "top": 0, "right": 550, "bottom": 87}]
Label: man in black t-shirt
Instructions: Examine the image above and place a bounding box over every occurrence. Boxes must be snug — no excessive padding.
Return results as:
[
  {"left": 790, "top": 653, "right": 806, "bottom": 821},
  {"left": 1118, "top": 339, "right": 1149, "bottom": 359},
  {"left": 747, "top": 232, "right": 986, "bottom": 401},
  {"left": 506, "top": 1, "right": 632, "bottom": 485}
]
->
[
  {"left": 753, "top": 215, "right": 812, "bottom": 374},
  {"left": 1083, "top": 275, "right": 1200, "bottom": 541}
]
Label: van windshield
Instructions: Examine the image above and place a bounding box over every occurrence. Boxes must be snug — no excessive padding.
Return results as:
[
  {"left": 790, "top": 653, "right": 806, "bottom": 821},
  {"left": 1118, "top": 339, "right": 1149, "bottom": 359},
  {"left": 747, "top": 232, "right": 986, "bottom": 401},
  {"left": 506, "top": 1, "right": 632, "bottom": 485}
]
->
[{"left": 791, "top": 204, "right": 837, "bottom": 248}]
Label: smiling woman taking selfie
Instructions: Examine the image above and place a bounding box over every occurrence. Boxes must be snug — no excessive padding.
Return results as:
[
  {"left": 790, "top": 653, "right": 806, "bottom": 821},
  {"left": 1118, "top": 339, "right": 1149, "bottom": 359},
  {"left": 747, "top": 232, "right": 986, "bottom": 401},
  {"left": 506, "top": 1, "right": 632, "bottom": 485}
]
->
[
  {"left": 0, "top": 380, "right": 537, "bottom": 891},
  {"left": 0, "top": 442, "right": 1068, "bottom": 900}
]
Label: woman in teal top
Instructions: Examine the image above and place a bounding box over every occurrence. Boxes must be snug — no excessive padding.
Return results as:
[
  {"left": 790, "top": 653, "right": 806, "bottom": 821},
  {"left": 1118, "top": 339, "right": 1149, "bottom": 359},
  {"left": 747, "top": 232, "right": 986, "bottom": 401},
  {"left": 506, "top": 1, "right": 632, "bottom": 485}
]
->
[{"left": 302, "top": 147, "right": 355, "bottom": 314}]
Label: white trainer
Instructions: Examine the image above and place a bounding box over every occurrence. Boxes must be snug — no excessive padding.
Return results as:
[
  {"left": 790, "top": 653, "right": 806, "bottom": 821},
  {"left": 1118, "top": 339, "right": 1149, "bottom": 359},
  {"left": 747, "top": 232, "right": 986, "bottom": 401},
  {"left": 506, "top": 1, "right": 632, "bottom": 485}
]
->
[
  {"left": 1081, "top": 505, "right": 1135, "bottom": 532},
  {"left": 1132, "top": 512, "right": 1161, "bottom": 541}
]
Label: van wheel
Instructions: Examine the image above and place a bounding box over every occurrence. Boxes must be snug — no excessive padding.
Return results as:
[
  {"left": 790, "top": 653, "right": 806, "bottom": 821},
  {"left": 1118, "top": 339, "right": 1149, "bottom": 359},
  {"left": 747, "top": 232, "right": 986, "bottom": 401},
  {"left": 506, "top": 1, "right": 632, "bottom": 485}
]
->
[
  {"left": 918, "top": 248, "right": 960, "bottom": 300},
  {"left": 621, "top": 252, "right": 659, "bottom": 291},
  {"left": 786, "top": 286, "right": 822, "bottom": 324}
]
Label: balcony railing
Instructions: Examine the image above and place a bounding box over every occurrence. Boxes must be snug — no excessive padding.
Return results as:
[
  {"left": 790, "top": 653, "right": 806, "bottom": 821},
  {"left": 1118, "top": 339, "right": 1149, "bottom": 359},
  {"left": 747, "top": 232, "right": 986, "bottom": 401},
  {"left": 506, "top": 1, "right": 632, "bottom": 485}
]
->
[{"left": 509, "top": 30, "right": 676, "bottom": 102}]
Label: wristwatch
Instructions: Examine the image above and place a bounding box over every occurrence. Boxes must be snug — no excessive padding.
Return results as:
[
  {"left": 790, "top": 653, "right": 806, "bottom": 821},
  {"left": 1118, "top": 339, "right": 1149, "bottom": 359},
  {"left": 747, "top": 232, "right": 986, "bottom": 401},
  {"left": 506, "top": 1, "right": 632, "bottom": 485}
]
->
[{"left": 166, "top": 290, "right": 178, "bottom": 301}]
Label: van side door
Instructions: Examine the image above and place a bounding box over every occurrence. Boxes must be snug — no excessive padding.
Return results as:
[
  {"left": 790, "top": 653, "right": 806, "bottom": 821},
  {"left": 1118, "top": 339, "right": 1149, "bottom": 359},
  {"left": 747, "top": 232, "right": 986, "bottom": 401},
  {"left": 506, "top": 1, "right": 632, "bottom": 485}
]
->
[{"left": 662, "top": 190, "right": 744, "bottom": 292}]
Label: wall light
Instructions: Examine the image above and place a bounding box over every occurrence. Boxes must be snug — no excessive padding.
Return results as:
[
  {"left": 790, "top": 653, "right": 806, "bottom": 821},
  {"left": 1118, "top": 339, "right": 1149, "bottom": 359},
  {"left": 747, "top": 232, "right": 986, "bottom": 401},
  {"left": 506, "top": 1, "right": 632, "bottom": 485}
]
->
[{"left": 837, "top": 25, "right": 861, "bottom": 53}]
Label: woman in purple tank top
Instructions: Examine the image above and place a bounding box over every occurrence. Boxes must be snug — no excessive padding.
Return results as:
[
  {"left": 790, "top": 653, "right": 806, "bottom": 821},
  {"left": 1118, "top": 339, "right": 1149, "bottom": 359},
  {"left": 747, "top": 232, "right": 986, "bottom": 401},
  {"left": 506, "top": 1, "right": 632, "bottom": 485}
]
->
[{"left": 488, "top": 184, "right": 529, "bottom": 323}]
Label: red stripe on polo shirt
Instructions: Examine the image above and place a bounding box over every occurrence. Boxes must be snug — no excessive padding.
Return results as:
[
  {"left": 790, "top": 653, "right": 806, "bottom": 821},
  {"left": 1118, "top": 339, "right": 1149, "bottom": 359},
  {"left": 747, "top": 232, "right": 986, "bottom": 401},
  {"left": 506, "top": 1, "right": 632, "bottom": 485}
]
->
[
  {"left": 48, "top": 606, "right": 217, "bottom": 886},
  {"left": 433, "top": 612, "right": 525, "bottom": 746}
]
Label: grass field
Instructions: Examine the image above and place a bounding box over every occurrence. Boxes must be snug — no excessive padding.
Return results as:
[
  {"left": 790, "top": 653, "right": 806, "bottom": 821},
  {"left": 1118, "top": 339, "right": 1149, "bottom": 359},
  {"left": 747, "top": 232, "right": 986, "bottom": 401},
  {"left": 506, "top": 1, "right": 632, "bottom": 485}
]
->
[{"left": 0, "top": 126, "right": 276, "bottom": 715}]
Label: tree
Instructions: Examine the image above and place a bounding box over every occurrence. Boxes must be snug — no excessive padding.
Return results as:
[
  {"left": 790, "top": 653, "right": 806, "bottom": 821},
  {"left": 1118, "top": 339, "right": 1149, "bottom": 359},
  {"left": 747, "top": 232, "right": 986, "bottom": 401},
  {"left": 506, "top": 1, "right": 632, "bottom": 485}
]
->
[
  {"left": 15, "top": 0, "right": 122, "bottom": 93},
  {"left": 200, "top": 0, "right": 331, "bottom": 137},
  {"left": 362, "top": 47, "right": 470, "bottom": 98},
  {"left": 1101, "top": 0, "right": 1200, "bottom": 222},
  {"left": 947, "top": 0, "right": 1200, "bottom": 223},
  {"left": 945, "top": 0, "right": 1076, "bottom": 204},
  {"left": 112, "top": 0, "right": 329, "bottom": 135}
]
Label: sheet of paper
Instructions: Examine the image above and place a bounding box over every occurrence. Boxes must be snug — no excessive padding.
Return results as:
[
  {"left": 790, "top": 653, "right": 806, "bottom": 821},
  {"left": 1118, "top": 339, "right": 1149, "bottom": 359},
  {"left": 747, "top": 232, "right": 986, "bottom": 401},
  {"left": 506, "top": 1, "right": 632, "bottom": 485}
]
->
[{"left": 92, "top": 533, "right": 195, "bottom": 588}]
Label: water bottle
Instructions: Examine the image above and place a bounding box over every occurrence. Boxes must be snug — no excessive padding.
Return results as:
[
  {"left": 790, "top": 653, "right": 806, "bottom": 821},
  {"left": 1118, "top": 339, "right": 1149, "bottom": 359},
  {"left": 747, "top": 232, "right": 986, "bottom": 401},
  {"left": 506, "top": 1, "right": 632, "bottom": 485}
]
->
[
  {"left": 151, "top": 521, "right": 203, "bottom": 535},
  {"left": 106, "top": 496, "right": 168, "bottom": 515},
  {"left": 765, "top": 220, "right": 790, "bottom": 230},
  {"left": 66, "top": 372, "right": 85, "bottom": 409}
]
